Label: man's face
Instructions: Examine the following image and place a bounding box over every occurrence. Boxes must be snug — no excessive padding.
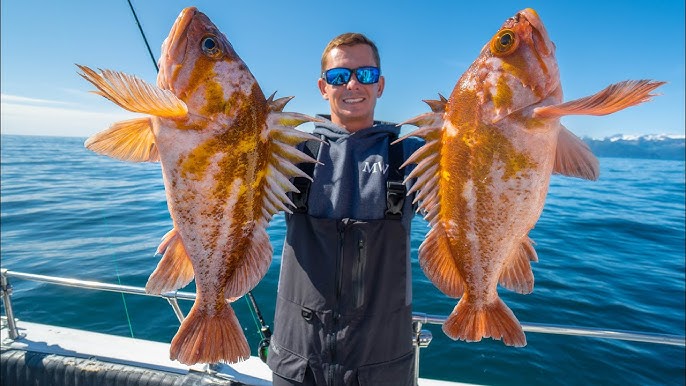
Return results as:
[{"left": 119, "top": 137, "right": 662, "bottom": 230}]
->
[{"left": 318, "top": 44, "right": 385, "bottom": 132}]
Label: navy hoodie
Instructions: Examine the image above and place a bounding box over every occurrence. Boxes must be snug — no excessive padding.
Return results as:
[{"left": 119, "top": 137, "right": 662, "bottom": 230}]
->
[{"left": 305, "top": 116, "right": 423, "bottom": 230}]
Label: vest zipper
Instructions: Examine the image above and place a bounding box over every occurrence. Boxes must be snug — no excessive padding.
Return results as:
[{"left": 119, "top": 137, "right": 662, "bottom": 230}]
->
[
  {"left": 329, "top": 224, "right": 345, "bottom": 385},
  {"left": 354, "top": 238, "right": 366, "bottom": 308}
]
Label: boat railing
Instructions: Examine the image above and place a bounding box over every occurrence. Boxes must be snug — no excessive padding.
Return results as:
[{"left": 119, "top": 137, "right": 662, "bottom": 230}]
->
[{"left": 2, "top": 269, "right": 685, "bottom": 384}]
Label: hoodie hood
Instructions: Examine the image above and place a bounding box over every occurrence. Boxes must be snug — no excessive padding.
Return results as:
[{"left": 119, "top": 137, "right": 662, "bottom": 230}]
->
[
  {"left": 313, "top": 114, "right": 400, "bottom": 143},
  {"left": 301, "top": 114, "right": 415, "bottom": 222}
]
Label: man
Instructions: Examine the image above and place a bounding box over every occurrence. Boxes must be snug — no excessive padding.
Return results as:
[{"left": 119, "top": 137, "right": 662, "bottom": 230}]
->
[{"left": 267, "top": 33, "right": 422, "bottom": 386}]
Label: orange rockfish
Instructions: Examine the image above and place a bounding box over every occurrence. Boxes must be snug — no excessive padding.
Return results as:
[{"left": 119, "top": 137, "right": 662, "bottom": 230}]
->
[
  {"left": 398, "top": 8, "right": 664, "bottom": 347},
  {"left": 78, "top": 7, "right": 321, "bottom": 364}
]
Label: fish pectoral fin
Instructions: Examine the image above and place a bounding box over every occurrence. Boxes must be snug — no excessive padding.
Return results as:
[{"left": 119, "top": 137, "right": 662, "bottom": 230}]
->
[
  {"left": 553, "top": 125, "right": 599, "bottom": 180},
  {"left": 224, "top": 227, "right": 272, "bottom": 298},
  {"left": 77, "top": 64, "right": 188, "bottom": 118},
  {"left": 443, "top": 297, "right": 526, "bottom": 347},
  {"left": 145, "top": 227, "right": 195, "bottom": 294},
  {"left": 419, "top": 224, "right": 465, "bottom": 298},
  {"left": 499, "top": 236, "right": 538, "bottom": 294},
  {"left": 85, "top": 117, "right": 160, "bottom": 162},
  {"left": 532, "top": 79, "right": 665, "bottom": 118},
  {"left": 170, "top": 302, "right": 249, "bottom": 365}
]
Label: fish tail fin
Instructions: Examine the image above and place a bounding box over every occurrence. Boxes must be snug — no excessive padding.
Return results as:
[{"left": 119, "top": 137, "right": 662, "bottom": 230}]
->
[
  {"left": 146, "top": 227, "right": 194, "bottom": 294},
  {"left": 170, "top": 301, "right": 250, "bottom": 365},
  {"left": 443, "top": 297, "right": 526, "bottom": 347},
  {"left": 533, "top": 79, "right": 665, "bottom": 118}
]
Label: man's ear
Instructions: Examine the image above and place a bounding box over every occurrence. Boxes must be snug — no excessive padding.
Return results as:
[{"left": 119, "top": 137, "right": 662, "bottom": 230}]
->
[
  {"left": 318, "top": 78, "right": 329, "bottom": 100},
  {"left": 376, "top": 75, "right": 385, "bottom": 98}
]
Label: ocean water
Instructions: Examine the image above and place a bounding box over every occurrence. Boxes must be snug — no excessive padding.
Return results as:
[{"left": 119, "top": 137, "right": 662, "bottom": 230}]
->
[{"left": 1, "top": 134, "right": 684, "bottom": 386}]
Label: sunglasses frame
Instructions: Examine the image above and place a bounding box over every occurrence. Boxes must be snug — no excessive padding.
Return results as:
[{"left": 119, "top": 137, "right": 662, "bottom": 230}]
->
[{"left": 322, "top": 66, "right": 381, "bottom": 86}]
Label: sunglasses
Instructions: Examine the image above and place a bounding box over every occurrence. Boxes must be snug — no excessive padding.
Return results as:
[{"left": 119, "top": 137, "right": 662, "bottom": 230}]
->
[{"left": 322, "top": 66, "right": 381, "bottom": 85}]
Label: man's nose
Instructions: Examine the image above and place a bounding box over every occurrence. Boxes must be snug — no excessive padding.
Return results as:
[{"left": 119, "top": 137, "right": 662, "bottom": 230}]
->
[{"left": 346, "top": 75, "right": 361, "bottom": 89}]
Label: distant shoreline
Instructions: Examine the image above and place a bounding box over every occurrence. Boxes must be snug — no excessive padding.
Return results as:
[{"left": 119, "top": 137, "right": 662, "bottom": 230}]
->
[
  {"left": 582, "top": 136, "right": 685, "bottom": 161},
  {"left": 2, "top": 133, "right": 684, "bottom": 161}
]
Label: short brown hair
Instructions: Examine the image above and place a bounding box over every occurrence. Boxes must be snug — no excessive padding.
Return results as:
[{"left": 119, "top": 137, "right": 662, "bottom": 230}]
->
[{"left": 320, "top": 33, "right": 381, "bottom": 72}]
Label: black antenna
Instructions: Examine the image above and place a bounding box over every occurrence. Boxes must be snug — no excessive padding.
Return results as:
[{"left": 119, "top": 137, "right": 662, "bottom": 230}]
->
[{"left": 126, "top": 0, "right": 159, "bottom": 73}]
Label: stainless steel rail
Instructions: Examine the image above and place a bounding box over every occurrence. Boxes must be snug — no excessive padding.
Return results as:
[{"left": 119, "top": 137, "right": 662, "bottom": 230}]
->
[
  {"left": 412, "top": 312, "right": 685, "bottom": 347},
  {"left": 3, "top": 269, "right": 685, "bottom": 349}
]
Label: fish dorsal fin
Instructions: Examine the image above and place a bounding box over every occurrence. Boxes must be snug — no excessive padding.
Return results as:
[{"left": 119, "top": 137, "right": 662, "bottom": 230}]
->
[
  {"left": 553, "top": 126, "right": 599, "bottom": 180},
  {"left": 262, "top": 111, "right": 324, "bottom": 218},
  {"left": 533, "top": 80, "right": 665, "bottom": 119},
  {"left": 85, "top": 117, "right": 160, "bottom": 162},
  {"left": 397, "top": 111, "right": 464, "bottom": 297},
  {"left": 77, "top": 64, "right": 188, "bottom": 118},
  {"left": 223, "top": 110, "right": 322, "bottom": 299},
  {"left": 145, "top": 227, "right": 195, "bottom": 294},
  {"left": 499, "top": 236, "right": 538, "bottom": 294},
  {"left": 423, "top": 93, "right": 448, "bottom": 113},
  {"left": 266, "top": 92, "right": 294, "bottom": 112},
  {"left": 395, "top": 111, "right": 445, "bottom": 227}
]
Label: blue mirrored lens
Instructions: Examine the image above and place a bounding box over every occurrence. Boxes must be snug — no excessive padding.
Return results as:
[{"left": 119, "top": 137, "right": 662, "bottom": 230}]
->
[
  {"left": 355, "top": 67, "right": 380, "bottom": 84},
  {"left": 325, "top": 68, "right": 352, "bottom": 85},
  {"left": 324, "top": 67, "right": 380, "bottom": 85}
]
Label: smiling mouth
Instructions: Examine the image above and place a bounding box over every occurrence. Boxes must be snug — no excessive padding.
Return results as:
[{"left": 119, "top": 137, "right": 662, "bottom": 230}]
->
[{"left": 343, "top": 97, "right": 365, "bottom": 104}]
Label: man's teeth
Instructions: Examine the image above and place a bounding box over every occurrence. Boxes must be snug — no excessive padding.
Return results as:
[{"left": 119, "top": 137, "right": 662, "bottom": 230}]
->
[{"left": 344, "top": 98, "right": 364, "bottom": 103}]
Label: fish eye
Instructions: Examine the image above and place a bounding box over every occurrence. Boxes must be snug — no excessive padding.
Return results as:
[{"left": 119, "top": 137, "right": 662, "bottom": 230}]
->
[
  {"left": 490, "top": 29, "right": 518, "bottom": 56},
  {"left": 201, "top": 36, "right": 221, "bottom": 58}
]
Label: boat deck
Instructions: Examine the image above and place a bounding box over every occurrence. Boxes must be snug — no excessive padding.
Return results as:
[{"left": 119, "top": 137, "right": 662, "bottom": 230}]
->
[
  {"left": 3, "top": 270, "right": 680, "bottom": 385},
  {"left": 1, "top": 318, "right": 464, "bottom": 386}
]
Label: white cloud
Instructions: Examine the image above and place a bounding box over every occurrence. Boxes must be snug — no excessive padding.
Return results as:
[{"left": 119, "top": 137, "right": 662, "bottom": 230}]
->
[
  {"left": 1, "top": 94, "right": 72, "bottom": 106},
  {"left": 1, "top": 93, "right": 139, "bottom": 138}
]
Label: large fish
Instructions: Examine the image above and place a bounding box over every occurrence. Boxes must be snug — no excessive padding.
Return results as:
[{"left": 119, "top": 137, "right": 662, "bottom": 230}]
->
[
  {"left": 398, "top": 8, "right": 664, "bottom": 346},
  {"left": 78, "top": 7, "right": 320, "bottom": 364}
]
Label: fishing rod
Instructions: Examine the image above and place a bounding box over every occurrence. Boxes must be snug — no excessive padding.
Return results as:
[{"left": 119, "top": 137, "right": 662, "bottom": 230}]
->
[
  {"left": 124, "top": 0, "right": 273, "bottom": 362},
  {"left": 126, "top": 0, "right": 158, "bottom": 73},
  {"left": 246, "top": 291, "right": 273, "bottom": 363}
]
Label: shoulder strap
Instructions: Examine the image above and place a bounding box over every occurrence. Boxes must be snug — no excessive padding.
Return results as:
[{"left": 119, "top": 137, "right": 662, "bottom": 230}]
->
[
  {"left": 385, "top": 133, "right": 406, "bottom": 220},
  {"left": 289, "top": 139, "right": 321, "bottom": 213}
]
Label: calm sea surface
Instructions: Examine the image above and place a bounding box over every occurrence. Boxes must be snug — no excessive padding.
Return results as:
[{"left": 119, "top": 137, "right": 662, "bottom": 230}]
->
[{"left": 1, "top": 134, "right": 684, "bottom": 385}]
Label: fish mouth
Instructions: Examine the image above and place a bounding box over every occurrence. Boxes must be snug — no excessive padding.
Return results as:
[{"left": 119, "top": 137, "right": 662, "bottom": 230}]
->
[
  {"left": 518, "top": 8, "right": 554, "bottom": 58},
  {"left": 168, "top": 7, "right": 197, "bottom": 61},
  {"left": 158, "top": 7, "right": 197, "bottom": 90},
  {"left": 518, "top": 8, "right": 559, "bottom": 101}
]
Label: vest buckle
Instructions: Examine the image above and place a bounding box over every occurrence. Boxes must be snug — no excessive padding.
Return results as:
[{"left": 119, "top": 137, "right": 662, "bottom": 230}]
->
[{"left": 385, "top": 181, "right": 406, "bottom": 220}]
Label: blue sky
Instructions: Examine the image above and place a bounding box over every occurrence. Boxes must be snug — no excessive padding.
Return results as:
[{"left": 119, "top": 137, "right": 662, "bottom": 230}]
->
[{"left": 1, "top": 0, "right": 684, "bottom": 139}]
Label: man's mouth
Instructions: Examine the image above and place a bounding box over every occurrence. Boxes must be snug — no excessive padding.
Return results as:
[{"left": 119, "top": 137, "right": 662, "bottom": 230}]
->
[{"left": 343, "top": 97, "right": 364, "bottom": 104}]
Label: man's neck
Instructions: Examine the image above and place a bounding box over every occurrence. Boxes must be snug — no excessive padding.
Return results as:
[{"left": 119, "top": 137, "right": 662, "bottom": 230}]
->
[{"left": 333, "top": 116, "right": 374, "bottom": 133}]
